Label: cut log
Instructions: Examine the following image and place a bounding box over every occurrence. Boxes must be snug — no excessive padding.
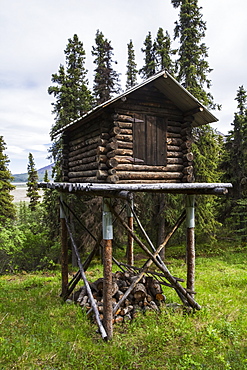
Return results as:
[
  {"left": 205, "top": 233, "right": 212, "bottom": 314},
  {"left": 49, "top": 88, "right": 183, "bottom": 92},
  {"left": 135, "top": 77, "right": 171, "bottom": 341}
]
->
[
  {"left": 69, "top": 176, "right": 99, "bottom": 183},
  {"left": 167, "top": 145, "right": 181, "bottom": 152},
  {"left": 96, "top": 170, "right": 108, "bottom": 180},
  {"left": 183, "top": 152, "right": 194, "bottom": 162},
  {"left": 107, "top": 175, "right": 120, "bottom": 183},
  {"left": 106, "top": 142, "right": 118, "bottom": 151},
  {"left": 116, "top": 171, "right": 183, "bottom": 180},
  {"left": 113, "top": 164, "right": 184, "bottom": 172},
  {"left": 119, "top": 129, "right": 133, "bottom": 135},
  {"left": 167, "top": 138, "right": 183, "bottom": 146},
  {"left": 109, "top": 138, "right": 133, "bottom": 149},
  {"left": 115, "top": 121, "right": 133, "bottom": 129},
  {"left": 108, "top": 168, "right": 117, "bottom": 176},
  {"left": 112, "top": 113, "right": 134, "bottom": 122},
  {"left": 133, "top": 283, "right": 147, "bottom": 300},
  {"left": 69, "top": 155, "right": 97, "bottom": 167},
  {"left": 167, "top": 157, "right": 183, "bottom": 165},
  {"left": 167, "top": 151, "right": 183, "bottom": 158},
  {"left": 68, "top": 170, "right": 97, "bottom": 178},
  {"left": 183, "top": 166, "right": 193, "bottom": 175},
  {"left": 110, "top": 127, "right": 121, "bottom": 136},
  {"left": 107, "top": 149, "right": 133, "bottom": 158},
  {"left": 106, "top": 158, "right": 119, "bottom": 168},
  {"left": 167, "top": 125, "right": 181, "bottom": 134}
]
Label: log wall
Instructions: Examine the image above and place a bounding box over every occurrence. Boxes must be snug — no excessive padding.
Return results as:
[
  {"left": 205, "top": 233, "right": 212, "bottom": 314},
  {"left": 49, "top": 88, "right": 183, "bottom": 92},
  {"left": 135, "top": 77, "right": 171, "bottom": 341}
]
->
[{"left": 63, "top": 86, "right": 195, "bottom": 184}]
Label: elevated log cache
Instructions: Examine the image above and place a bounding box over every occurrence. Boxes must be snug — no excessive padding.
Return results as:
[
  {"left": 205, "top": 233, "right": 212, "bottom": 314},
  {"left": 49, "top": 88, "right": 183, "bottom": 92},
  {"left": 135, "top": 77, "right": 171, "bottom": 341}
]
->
[{"left": 61, "top": 84, "right": 199, "bottom": 184}]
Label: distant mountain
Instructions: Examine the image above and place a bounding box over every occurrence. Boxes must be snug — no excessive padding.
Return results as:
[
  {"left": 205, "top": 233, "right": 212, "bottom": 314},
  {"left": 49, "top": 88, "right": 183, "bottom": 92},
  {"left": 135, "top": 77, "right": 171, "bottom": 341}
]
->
[{"left": 12, "top": 163, "right": 54, "bottom": 183}]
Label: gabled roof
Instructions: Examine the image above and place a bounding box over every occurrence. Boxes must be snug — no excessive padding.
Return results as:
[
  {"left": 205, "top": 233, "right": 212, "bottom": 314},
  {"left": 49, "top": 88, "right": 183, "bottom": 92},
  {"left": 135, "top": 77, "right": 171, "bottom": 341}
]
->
[{"left": 54, "top": 70, "right": 218, "bottom": 136}]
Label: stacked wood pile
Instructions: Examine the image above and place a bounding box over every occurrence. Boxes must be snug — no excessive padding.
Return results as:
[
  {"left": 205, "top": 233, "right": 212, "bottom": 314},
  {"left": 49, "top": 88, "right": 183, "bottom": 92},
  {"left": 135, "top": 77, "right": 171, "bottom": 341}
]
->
[{"left": 72, "top": 271, "right": 166, "bottom": 323}]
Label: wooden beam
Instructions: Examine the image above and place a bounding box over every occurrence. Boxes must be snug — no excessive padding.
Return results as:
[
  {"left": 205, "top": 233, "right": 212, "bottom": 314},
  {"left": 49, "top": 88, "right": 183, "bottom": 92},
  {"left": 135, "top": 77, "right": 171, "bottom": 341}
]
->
[
  {"left": 38, "top": 182, "right": 232, "bottom": 196},
  {"left": 186, "top": 195, "right": 195, "bottom": 297},
  {"left": 102, "top": 198, "right": 113, "bottom": 340},
  {"left": 60, "top": 196, "right": 68, "bottom": 299},
  {"left": 126, "top": 198, "right": 134, "bottom": 266},
  {"left": 183, "top": 106, "right": 204, "bottom": 117}
]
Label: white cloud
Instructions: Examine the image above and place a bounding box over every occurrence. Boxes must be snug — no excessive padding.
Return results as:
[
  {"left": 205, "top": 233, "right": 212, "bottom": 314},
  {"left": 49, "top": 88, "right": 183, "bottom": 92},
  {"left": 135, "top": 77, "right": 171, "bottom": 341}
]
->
[{"left": 7, "top": 146, "right": 25, "bottom": 155}]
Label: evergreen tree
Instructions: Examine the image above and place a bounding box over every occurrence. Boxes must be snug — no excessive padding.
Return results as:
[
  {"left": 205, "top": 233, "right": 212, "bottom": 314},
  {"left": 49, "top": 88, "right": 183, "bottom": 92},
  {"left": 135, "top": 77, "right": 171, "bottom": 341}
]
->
[
  {"left": 92, "top": 30, "right": 121, "bottom": 105},
  {"left": 0, "top": 136, "right": 15, "bottom": 224},
  {"left": 171, "top": 0, "right": 222, "bottom": 241},
  {"left": 126, "top": 39, "right": 138, "bottom": 89},
  {"left": 223, "top": 86, "right": 247, "bottom": 197},
  {"left": 48, "top": 34, "right": 92, "bottom": 135},
  {"left": 220, "top": 86, "right": 247, "bottom": 238},
  {"left": 154, "top": 28, "right": 175, "bottom": 73},
  {"left": 26, "top": 153, "right": 40, "bottom": 211},
  {"left": 139, "top": 32, "right": 156, "bottom": 79},
  {"left": 48, "top": 34, "right": 92, "bottom": 177},
  {"left": 171, "top": 0, "right": 217, "bottom": 109}
]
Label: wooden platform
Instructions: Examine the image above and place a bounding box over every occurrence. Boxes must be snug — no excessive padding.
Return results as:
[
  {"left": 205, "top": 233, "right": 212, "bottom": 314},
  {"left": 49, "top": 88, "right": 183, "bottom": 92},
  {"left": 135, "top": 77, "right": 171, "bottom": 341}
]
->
[{"left": 39, "top": 181, "right": 232, "bottom": 196}]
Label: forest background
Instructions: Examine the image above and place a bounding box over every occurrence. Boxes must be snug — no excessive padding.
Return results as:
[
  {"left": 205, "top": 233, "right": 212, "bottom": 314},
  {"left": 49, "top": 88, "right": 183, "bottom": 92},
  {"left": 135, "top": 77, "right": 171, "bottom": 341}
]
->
[{"left": 1, "top": 0, "right": 247, "bottom": 274}]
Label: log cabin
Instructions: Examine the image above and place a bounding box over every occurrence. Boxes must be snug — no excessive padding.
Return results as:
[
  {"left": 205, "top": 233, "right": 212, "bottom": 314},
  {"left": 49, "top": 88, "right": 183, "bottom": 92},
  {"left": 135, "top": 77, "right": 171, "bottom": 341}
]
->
[{"left": 55, "top": 70, "right": 218, "bottom": 184}]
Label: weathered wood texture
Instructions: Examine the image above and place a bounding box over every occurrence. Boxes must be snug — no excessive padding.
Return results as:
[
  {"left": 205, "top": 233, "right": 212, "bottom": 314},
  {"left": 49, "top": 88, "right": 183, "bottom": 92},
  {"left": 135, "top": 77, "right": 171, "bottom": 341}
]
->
[
  {"left": 103, "top": 239, "right": 113, "bottom": 340},
  {"left": 60, "top": 218, "right": 68, "bottom": 298},
  {"left": 63, "top": 85, "right": 195, "bottom": 183}
]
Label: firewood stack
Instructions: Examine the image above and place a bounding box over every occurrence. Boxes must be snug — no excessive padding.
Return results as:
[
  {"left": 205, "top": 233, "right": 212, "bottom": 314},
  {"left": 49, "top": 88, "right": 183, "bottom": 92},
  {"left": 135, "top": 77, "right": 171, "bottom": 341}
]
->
[{"left": 72, "top": 271, "right": 166, "bottom": 323}]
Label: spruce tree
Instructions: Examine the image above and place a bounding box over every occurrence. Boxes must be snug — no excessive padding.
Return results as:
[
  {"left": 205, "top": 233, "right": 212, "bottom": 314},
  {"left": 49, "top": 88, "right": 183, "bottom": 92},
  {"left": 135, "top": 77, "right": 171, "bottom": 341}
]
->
[
  {"left": 154, "top": 28, "right": 175, "bottom": 73},
  {"left": 126, "top": 39, "right": 138, "bottom": 89},
  {"left": 0, "top": 136, "right": 15, "bottom": 224},
  {"left": 171, "top": 0, "right": 217, "bottom": 108},
  {"left": 220, "top": 86, "right": 247, "bottom": 238},
  {"left": 48, "top": 34, "right": 92, "bottom": 135},
  {"left": 48, "top": 34, "right": 92, "bottom": 177},
  {"left": 171, "top": 0, "right": 221, "bottom": 241},
  {"left": 26, "top": 153, "right": 40, "bottom": 211},
  {"left": 139, "top": 32, "right": 156, "bottom": 79},
  {"left": 92, "top": 30, "right": 121, "bottom": 105},
  {"left": 223, "top": 86, "right": 247, "bottom": 198}
]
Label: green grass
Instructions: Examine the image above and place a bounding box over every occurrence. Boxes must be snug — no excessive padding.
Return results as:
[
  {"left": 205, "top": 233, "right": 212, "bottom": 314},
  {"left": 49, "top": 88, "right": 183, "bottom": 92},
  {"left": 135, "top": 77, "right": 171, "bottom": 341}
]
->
[{"left": 0, "top": 252, "right": 247, "bottom": 369}]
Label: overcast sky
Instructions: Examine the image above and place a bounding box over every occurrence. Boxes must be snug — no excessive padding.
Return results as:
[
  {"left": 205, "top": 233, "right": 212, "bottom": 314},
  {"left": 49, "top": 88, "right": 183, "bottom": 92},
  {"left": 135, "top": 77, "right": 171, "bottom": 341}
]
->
[{"left": 1, "top": 0, "right": 247, "bottom": 174}]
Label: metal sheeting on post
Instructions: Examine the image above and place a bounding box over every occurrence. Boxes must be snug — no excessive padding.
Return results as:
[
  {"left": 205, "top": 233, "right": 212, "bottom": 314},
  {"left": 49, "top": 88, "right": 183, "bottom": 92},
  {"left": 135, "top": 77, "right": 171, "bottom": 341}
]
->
[{"left": 102, "top": 198, "right": 113, "bottom": 240}]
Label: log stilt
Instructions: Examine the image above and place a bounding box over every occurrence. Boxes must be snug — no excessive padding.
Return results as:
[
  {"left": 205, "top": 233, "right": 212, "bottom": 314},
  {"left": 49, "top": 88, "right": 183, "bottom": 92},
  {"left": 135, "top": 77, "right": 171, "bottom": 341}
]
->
[
  {"left": 60, "top": 196, "right": 68, "bottom": 298},
  {"left": 102, "top": 198, "right": 113, "bottom": 340},
  {"left": 127, "top": 197, "right": 134, "bottom": 266},
  {"left": 186, "top": 195, "right": 195, "bottom": 297}
]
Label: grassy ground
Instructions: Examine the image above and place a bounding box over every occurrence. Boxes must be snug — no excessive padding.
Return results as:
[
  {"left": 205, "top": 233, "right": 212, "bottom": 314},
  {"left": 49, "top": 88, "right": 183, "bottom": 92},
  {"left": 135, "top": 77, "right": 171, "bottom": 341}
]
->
[{"left": 0, "top": 250, "right": 247, "bottom": 369}]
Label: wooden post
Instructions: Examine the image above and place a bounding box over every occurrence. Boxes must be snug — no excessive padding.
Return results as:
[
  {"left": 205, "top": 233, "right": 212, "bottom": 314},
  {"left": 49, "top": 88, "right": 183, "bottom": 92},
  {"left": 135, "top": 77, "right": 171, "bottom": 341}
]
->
[
  {"left": 186, "top": 195, "right": 195, "bottom": 296},
  {"left": 127, "top": 197, "right": 134, "bottom": 266},
  {"left": 60, "top": 196, "right": 68, "bottom": 298},
  {"left": 102, "top": 198, "right": 113, "bottom": 340}
]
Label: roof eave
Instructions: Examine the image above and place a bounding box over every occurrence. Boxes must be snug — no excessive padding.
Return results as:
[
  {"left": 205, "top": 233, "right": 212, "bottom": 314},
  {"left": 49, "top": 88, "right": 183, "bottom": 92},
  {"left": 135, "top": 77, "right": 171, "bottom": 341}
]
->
[{"left": 53, "top": 70, "right": 218, "bottom": 137}]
